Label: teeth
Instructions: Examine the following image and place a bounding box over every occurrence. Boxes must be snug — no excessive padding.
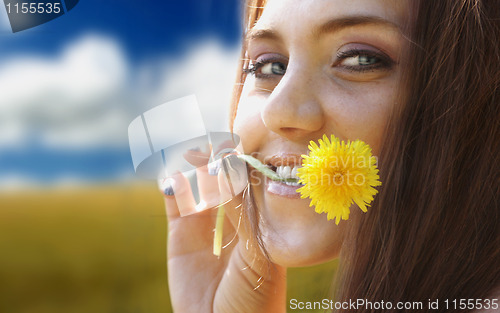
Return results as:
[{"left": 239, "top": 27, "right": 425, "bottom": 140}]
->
[
  {"left": 282, "top": 166, "right": 291, "bottom": 179},
  {"left": 275, "top": 165, "right": 302, "bottom": 186}
]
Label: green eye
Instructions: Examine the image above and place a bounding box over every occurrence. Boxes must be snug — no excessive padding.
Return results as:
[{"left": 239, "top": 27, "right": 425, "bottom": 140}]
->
[
  {"left": 244, "top": 58, "right": 288, "bottom": 78},
  {"left": 358, "top": 55, "right": 379, "bottom": 65},
  {"left": 342, "top": 55, "right": 381, "bottom": 67},
  {"left": 260, "top": 62, "right": 287, "bottom": 75},
  {"left": 336, "top": 49, "right": 393, "bottom": 72}
]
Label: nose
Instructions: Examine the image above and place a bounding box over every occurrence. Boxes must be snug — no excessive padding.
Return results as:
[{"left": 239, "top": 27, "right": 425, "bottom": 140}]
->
[{"left": 261, "top": 65, "right": 325, "bottom": 140}]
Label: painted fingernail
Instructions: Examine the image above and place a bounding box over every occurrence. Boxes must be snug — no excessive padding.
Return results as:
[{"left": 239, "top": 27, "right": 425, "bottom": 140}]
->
[
  {"left": 158, "top": 178, "right": 175, "bottom": 196},
  {"left": 163, "top": 185, "right": 175, "bottom": 196}
]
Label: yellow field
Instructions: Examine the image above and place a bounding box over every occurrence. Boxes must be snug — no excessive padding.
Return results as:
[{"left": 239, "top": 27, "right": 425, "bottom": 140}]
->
[{"left": 0, "top": 184, "right": 337, "bottom": 313}]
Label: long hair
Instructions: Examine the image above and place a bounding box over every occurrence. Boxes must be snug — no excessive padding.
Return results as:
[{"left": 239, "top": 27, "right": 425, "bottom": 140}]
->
[
  {"left": 233, "top": 0, "right": 500, "bottom": 311},
  {"left": 230, "top": 0, "right": 269, "bottom": 261},
  {"left": 335, "top": 1, "right": 500, "bottom": 311}
]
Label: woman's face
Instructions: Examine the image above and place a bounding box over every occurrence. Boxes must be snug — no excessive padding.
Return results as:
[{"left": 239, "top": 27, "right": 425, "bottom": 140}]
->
[{"left": 234, "top": 0, "right": 409, "bottom": 266}]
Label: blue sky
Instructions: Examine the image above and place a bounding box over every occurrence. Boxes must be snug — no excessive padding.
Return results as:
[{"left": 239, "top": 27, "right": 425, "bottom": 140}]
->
[
  {"left": 1, "top": 1, "right": 241, "bottom": 60},
  {"left": 0, "top": 1, "right": 242, "bottom": 188}
]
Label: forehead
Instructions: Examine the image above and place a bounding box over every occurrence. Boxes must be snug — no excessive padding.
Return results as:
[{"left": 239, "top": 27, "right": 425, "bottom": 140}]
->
[{"left": 253, "top": 0, "right": 409, "bottom": 35}]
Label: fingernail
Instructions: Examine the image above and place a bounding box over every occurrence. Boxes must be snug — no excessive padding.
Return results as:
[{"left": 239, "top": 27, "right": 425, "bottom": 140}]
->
[
  {"left": 208, "top": 159, "right": 221, "bottom": 176},
  {"left": 163, "top": 186, "right": 175, "bottom": 196},
  {"left": 188, "top": 147, "right": 201, "bottom": 152},
  {"left": 221, "top": 154, "right": 242, "bottom": 180},
  {"left": 221, "top": 154, "right": 247, "bottom": 197},
  {"left": 158, "top": 178, "right": 175, "bottom": 196}
]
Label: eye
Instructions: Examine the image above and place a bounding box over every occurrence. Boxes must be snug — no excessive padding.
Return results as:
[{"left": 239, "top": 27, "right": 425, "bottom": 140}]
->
[
  {"left": 335, "top": 48, "right": 394, "bottom": 72},
  {"left": 244, "top": 55, "right": 288, "bottom": 79},
  {"left": 260, "top": 62, "right": 286, "bottom": 75},
  {"left": 341, "top": 55, "right": 381, "bottom": 67}
]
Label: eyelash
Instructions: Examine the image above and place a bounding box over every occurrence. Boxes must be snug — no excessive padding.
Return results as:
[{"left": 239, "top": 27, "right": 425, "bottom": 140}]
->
[
  {"left": 335, "top": 49, "right": 394, "bottom": 72},
  {"left": 243, "top": 62, "right": 262, "bottom": 75},
  {"left": 243, "top": 56, "right": 286, "bottom": 78},
  {"left": 243, "top": 49, "right": 394, "bottom": 78}
]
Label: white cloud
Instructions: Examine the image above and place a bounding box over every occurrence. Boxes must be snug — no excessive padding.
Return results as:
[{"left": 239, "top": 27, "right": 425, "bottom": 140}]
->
[
  {"left": 0, "top": 35, "right": 241, "bottom": 151},
  {"left": 149, "top": 39, "right": 241, "bottom": 132},
  {"left": 0, "top": 35, "right": 130, "bottom": 148}
]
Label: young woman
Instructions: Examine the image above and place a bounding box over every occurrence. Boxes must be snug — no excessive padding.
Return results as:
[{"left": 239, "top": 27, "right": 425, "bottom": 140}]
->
[{"left": 163, "top": 0, "right": 500, "bottom": 312}]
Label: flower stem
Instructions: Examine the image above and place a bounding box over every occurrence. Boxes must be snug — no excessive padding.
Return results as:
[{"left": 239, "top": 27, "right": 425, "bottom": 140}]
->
[
  {"left": 213, "top": 205, "right": 225, "bottom": 257},
  {"left": 236, "top": 154, "right": 299, "bottom": 183}
]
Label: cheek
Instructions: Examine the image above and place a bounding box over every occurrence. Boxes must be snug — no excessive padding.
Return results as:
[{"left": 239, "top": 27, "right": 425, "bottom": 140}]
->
[
  {"left": 233, "top": 92, "right": 268, "bottom": 153},
  {"left": 321, "top": 82, "right": 396, "bottom": 155}
]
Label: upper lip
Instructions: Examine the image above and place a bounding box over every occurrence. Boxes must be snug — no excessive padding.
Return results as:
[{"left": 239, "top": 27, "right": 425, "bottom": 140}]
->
[{"left": 265, "top": 153, "right": 303, "bottom": 167}]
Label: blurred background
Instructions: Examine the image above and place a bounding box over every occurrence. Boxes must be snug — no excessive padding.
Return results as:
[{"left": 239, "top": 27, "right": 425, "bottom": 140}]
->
[{"left": 0, "top": 1, "right": 336, "bottom": 312}]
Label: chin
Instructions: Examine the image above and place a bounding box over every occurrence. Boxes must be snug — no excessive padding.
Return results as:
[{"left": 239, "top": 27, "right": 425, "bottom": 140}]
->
[
  {"left": 262, "top": 233, "right": 342, "bottom": 267},
  {"left": 249, "top": 172, "right": 346, "bottom": 267},
  {"left": 258, "top": 200, "right": 345, "bottom": 267}
]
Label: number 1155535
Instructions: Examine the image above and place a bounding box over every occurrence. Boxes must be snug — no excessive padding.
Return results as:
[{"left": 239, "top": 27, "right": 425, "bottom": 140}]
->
[{"left": 6, "top": 2, "right": 62, "bottom": 14}]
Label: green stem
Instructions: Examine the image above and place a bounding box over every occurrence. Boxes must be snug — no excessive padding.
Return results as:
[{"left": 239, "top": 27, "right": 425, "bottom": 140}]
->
[
  {"left": 213, "top": 205, "right": 225, "bottom": 257},
  {"left": 236, "top": 154, "right": 299, "bottom": 183}
]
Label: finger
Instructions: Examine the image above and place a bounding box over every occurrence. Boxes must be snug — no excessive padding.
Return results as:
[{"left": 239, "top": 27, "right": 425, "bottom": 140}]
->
[
  {"left": 162, "top": 172, "right": 218, "bottom": 255},
  {"left": 162, "top": 171, "right": 198, "bottom": 218},
  {"left": 159, "top": 176, "right": 181, "bottom": 219},
  {"left": 218, "top": 154, "right": 248, "bottom": 203},
  {"left": 182, "top": 145, "right": 211, "bottom": 167},
  {"left": 217, "top": 155, "right": 250, "bottom": 240},
  {"left": 183, "top": 144, "right": 228, "bottom": 211},
  {"left": 195, "top": 164, "right": 221, "bottom": 210}
]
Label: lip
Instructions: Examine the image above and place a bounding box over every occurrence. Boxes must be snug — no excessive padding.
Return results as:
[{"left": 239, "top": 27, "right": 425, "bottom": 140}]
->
[
  {"left": 265, "top": 177, "right": 302, "bottom": 198},
  {"left": 261, "top": 152, "right": 304, "bottom": 199},
  {"left": 265, "top": 153, "right": 303, "bottom": 167}
]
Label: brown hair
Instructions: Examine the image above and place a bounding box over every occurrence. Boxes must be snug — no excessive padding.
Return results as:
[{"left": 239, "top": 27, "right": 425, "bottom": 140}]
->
[
  {"left": 229, "top": 0, "right": 267, "bottom": 132},
  {"left": 233, "top": 0, "right": 500, "bottom": 311},
  {"left": 335, "top": 0, "right": 500, "bottom": 311},
  {"left": 230, "top": 0, "right": 269, "bottom": 261}
]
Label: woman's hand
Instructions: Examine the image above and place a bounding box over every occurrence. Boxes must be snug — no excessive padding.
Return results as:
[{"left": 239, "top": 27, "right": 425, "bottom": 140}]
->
[{"left": 162, "top": 154, "right": 286, "bottom": 313}]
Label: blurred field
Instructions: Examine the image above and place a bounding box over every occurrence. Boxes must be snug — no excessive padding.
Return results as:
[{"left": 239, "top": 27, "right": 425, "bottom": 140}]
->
[{"left": 0, "top": 184, "right": 337, "bottom": 313}]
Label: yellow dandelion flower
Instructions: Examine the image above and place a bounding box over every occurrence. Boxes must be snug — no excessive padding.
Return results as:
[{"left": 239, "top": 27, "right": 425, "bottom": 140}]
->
[{"left": 297, "top": 134, "right": 381, "bottom": 225}]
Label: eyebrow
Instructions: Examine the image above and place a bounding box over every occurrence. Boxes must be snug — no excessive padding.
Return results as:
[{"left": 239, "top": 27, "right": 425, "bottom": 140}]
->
[{"left": 246, "top": 15, "right": 401, "bottom": 43}]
